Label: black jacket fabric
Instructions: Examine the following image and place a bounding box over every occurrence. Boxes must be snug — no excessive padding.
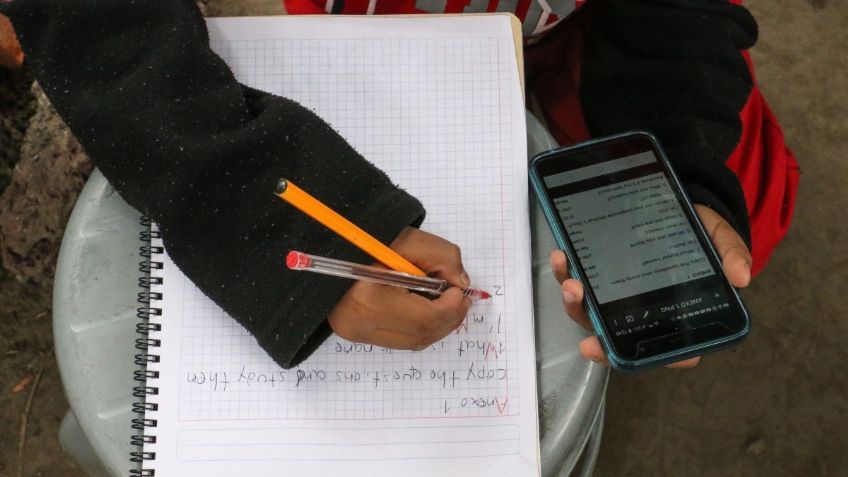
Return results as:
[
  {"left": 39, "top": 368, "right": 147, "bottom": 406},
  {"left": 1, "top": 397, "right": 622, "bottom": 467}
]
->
[
  {"left": 579, "top": 0, "right": 756, "bottom": 244},
  {"left": 1, "top": 0, "right": 425, "bottom": 368}
]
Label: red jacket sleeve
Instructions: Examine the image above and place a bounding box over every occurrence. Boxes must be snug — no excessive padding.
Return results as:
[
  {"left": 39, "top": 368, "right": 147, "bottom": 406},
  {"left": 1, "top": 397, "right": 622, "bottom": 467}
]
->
[{"left": 725, "top": 51, "right": 800, "bottom": 276}]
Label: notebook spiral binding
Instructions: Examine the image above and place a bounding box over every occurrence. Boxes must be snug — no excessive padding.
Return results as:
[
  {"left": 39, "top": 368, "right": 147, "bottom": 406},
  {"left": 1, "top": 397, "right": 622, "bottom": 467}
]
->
[{"left": 130, "top": 216, "right": 163, "bottom": 477}]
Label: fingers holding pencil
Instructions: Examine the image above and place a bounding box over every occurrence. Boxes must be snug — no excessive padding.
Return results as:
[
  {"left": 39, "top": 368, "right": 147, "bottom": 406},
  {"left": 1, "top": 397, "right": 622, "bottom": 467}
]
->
[
  {"left": 329, "top": 282, "right": 470, "bottom": 351},
  {"left": 327, "top": 227, "right": 473, "bottom": 350},
  {"left": 389, "top": 227, "right": 471, "bottom": 289}
]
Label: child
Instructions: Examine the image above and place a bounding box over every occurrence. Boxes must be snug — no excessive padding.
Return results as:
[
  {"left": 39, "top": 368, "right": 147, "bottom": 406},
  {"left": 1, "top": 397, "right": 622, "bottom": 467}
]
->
[{"left": 0, "top": 0, "right": 797, "bottom": 368}]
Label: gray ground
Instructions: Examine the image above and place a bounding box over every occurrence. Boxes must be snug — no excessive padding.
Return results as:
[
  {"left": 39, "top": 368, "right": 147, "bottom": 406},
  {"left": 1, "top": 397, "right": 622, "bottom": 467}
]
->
[{"left": 1, "top": 0, "right": 845, "bottom": 475}]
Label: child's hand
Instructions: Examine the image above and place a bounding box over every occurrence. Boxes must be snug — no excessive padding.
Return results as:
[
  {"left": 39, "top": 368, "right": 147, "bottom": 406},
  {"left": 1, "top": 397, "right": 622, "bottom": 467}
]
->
[
  {"left": 550, "top": 204, "right": 752, "bottom": 369},
  {"left": 328, "top": 227, "right": 472, "bottom": 351}
]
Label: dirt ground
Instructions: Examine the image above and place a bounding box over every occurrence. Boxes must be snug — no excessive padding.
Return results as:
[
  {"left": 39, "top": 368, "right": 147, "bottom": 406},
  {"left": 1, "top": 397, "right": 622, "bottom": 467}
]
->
[{"left": 1, "top": 0, "right": 846, "bottom": 476}]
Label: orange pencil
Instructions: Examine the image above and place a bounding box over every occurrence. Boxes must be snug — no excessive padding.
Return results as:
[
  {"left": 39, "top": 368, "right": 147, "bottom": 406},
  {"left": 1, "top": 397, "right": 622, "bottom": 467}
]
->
[{"left": 274, "top": 178, "right": 426, "bottom": 276}]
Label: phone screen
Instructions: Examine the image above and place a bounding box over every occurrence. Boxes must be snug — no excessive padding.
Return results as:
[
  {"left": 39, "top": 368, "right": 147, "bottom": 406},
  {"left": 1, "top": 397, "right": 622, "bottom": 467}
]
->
[{"left": 536, "top": 136, "right": 748, "bottom": 360}]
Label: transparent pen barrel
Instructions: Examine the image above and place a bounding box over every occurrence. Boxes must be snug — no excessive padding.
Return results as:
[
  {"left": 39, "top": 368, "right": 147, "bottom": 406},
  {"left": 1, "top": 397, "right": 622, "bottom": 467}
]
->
[{"left": 306, "top": 254, "right": 448, "bottom": 295}]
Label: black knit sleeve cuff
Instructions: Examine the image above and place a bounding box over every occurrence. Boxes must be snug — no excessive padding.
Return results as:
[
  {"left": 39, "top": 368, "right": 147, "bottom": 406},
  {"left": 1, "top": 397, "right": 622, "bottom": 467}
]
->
[{"left": 684, "top": 182, "right": 751, "bottom": 249}]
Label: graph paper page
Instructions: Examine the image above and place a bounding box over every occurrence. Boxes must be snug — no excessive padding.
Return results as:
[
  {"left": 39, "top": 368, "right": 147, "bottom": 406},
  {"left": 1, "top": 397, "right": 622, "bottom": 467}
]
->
[{"left": 143, "top": 15, "right": 536, "bottom": 476}]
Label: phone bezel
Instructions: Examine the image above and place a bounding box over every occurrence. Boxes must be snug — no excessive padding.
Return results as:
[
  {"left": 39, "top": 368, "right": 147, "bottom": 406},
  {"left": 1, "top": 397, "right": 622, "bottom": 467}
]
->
[{"left": 529, "top": 131, "right": 750, "bottom": 371}]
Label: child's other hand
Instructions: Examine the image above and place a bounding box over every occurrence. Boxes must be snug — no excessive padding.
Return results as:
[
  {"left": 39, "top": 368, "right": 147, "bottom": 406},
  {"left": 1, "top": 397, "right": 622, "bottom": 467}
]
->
[
  {"left": 550, "top": 204, "right": 752, "bottom": 369},
  {"left": 328, "top": 227, "right": 472, "bottom": 351}
]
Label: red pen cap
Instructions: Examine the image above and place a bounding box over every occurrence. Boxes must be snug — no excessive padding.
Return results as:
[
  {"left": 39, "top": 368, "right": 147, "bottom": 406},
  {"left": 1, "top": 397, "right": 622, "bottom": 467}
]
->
[{"left": 286, "top": 251, "right": 312, "bottom": 270}]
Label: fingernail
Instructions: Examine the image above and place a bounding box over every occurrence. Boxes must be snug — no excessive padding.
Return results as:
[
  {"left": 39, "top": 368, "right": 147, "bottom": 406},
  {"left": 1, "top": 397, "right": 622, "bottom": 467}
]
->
[
  {"left": 460, "top": 271, "right": 471, "bottom": 288},
  {"left": 563, "top": 290, "right": 576, "bottom": 302}
]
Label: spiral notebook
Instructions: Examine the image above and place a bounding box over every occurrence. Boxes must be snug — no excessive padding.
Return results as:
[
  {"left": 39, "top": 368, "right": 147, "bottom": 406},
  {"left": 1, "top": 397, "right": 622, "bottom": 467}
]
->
[{"left": 132, "top": 14, "right": 537, "bottom": 477}]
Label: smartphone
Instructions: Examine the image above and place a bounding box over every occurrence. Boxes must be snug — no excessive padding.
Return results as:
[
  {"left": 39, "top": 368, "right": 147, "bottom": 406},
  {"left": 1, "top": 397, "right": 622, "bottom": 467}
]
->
[{"left": 529, "top": 131, "right": 750, "bottom": 371}]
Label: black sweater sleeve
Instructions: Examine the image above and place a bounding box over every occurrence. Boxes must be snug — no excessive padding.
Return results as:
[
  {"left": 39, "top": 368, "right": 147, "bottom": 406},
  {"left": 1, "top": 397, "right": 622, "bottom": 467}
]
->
[
  {"left": 0, "top": 0, "right": 425, "bottom": 368},
  {"left": 580, "top": 0, "right": 757, "bottom": 245}
]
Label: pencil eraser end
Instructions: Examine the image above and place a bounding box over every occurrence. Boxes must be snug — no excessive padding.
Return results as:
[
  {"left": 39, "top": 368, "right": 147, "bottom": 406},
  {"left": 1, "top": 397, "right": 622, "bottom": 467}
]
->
[
  {"left": 274, "top": 178, "right": 288, "bottom": 195},
  {"left": 286, "top": 251, "right": 311, "bottom": 270}
]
